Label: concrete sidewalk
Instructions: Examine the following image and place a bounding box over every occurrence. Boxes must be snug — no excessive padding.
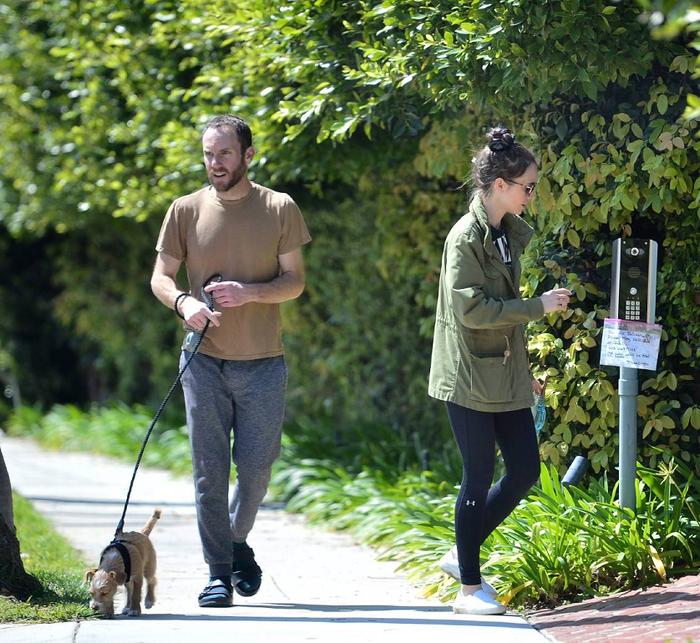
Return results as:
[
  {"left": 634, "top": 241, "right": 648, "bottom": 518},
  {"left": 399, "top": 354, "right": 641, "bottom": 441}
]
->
[{"left": 0, "top": 435, "right": 545, "bottom": 643}]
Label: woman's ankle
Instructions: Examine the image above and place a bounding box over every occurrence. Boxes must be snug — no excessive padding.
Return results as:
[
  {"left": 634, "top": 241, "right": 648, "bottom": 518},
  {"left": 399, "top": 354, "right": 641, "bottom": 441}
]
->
[{"left": 460, "top": 584, "right": 482, "bottom": 596}]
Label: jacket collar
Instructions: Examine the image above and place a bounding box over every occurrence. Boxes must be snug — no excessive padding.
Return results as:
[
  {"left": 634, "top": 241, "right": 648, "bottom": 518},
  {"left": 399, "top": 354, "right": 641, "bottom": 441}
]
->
[{"left": 470, "top": 195, "right": 535, "bottom": 257}]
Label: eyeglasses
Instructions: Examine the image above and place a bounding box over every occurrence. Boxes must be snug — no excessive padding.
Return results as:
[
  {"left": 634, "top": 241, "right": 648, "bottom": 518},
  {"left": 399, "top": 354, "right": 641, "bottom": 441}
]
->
[{"left": 505, "top": 179, "right": 537, "bottom": 196}]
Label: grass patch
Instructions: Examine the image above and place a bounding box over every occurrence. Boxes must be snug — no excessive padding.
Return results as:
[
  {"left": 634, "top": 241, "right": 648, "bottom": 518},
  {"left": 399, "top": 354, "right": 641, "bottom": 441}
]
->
[{"left": 0, "top": 493, "right": 93, "bottom": 623}]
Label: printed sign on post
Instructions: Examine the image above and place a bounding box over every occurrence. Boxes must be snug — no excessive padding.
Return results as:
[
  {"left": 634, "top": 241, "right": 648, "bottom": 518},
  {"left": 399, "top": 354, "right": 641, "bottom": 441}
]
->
[{"left": 600, "top": 318, "right": 662, "bottom": 370}]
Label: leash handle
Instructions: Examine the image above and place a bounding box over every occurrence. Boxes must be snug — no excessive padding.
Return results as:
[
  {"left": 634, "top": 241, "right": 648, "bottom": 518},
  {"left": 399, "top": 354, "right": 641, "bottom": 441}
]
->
[
  {"left": 201, "top": 273, "right": 222, "bottom": 310},
  {"left": 114, "top": 273, "right": 223, "bottom": 538},
  {"left": 183, "top": 273, "right": 222, "bottom": 353}
]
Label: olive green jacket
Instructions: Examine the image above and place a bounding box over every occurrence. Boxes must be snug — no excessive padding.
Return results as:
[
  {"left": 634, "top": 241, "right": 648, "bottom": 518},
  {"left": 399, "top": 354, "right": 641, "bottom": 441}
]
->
[{"left": 428, "top": 197, "right": 544, "bottom": 412}]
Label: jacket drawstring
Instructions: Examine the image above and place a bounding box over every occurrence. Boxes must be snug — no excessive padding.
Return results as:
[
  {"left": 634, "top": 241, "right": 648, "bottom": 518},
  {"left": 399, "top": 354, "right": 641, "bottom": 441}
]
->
[{"left": 502, "top": 336, "right": 511, "bottom": 365}]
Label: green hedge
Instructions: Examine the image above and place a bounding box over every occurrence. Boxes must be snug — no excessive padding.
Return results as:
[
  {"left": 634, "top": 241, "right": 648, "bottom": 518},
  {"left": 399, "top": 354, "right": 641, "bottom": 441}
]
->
[{"left": 1, "top": 1, "right": 698, "bottom": 471}]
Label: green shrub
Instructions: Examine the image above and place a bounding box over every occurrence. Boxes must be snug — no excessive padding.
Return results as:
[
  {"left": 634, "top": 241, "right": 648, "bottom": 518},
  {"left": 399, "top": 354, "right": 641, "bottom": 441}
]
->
[
  {"left": 270, "top": 454, "right": 700, "bottom": 608},
  {"left": 7, "top": 403, "right": 191, "bottom": 475}
]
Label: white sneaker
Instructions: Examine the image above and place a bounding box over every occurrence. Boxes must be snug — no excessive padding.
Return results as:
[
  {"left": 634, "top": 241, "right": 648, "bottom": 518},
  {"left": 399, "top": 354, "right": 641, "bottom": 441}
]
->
[
  {"left": 438, "top": 548, "right": 497, "bottom": 598},
  {"left": 453, "top": 589, "right": 506, "bottom": 615},
  {"left": 438, "top": 547, "right": 460, "bottom": 580},
  {"left": 480, "top": 576, "right": 497, "bottom": 598}
]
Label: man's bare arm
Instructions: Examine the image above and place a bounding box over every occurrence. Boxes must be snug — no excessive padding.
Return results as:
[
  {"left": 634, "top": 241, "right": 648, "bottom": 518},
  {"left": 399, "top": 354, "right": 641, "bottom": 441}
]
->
[
  {"left": 151, "top": 252, "right": 221, "bottom": 331},
  {"left": 204, "top": 247, "right": 306, "bottom": 307}
]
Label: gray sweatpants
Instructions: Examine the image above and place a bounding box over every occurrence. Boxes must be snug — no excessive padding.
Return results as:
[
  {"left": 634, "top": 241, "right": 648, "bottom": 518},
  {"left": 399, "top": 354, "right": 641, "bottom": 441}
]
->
[{"left": 179, "top": 351, "right": 287, "bottom": 577}]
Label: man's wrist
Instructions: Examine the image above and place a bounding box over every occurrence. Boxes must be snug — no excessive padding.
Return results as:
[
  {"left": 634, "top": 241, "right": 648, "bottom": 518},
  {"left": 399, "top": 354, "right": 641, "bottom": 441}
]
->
[
  {"left": 245, "top": 284, "right": 259, "bottom": 304},
  {"left": 174, "top": 292, "right": 189, "bottom": 319}
]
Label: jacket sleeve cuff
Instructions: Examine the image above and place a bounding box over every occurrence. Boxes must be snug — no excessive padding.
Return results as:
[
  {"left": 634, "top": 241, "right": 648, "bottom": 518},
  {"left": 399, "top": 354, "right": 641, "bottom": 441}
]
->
[{"left": 526, "top": 296, "right": 545, "bottom": 319}]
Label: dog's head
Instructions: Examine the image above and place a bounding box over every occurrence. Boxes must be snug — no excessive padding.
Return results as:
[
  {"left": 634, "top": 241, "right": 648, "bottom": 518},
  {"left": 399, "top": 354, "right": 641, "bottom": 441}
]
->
[{"left": 85, "top": 568, "right": 119, "bottom": 618}]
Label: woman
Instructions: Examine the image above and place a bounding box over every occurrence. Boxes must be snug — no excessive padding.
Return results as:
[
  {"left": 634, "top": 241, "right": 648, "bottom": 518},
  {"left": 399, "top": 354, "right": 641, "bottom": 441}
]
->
[{"left": 428, "top": 127, "right": 571, "bottom": 615}]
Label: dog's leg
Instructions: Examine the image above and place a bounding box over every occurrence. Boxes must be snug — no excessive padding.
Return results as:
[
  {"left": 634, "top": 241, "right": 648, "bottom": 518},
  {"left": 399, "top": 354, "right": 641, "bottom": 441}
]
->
[
  {"left": 122, "top": 580, "right": 132, "bottom": 615},
  {"left": 145, "top": 573, "right": 157, "bottom": 609},
  {"left": 125, "top": 577, "right": 143, "bottom": 616}
]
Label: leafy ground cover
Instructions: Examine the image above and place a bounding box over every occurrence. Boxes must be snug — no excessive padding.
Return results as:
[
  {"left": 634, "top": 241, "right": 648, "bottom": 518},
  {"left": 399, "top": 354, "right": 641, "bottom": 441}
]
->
[{"left": 272, "top": 445, "right": 700, "bottom": 608}]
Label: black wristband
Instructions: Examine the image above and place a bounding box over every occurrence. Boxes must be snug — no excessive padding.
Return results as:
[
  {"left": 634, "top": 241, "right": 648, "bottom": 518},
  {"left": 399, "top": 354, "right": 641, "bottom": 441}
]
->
[{"left": 174, "top": 292, "right": 189, "bottom": 320}]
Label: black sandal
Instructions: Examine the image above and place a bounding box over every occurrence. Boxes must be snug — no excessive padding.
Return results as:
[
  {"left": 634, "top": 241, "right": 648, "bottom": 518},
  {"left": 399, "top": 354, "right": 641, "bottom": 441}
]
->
[
  {"left": 232, "top": 543, "right": 262, "bottom": 597},
  {"left": 198, "top": 579, "right": 233, "bottom": 607}
]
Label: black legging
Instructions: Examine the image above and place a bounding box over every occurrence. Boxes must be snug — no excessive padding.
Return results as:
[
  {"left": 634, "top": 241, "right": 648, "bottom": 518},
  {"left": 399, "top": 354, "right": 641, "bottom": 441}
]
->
[{"left": 446, "top": 402, "right": 540, "bottom": 585}]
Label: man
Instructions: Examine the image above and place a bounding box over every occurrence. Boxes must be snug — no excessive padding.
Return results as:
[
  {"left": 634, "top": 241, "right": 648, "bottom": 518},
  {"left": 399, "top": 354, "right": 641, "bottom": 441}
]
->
[{"left": 150, "top": 115, "right": 311, "bottom": 607}]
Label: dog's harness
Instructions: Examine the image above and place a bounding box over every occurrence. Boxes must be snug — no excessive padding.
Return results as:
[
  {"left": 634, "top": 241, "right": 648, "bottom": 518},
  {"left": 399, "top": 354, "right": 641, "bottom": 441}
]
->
[{"left": 100, "top": 540, "right": 131, "bottom": 582}]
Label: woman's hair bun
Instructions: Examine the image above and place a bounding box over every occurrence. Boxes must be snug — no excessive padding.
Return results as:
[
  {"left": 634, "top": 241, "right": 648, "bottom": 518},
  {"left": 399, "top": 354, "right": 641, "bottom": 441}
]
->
[
  {"left": 487, "top": 127, "right": 515, "bottom": 152},
  {"left": 471, "top": 125, "right": 536, "bottom": 192}
]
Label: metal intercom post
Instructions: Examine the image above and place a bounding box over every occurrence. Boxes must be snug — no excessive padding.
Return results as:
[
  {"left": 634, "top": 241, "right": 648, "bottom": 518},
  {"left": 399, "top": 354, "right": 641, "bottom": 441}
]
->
[{"left": 610, "top": 238, "right": 658, "bottom": 511}]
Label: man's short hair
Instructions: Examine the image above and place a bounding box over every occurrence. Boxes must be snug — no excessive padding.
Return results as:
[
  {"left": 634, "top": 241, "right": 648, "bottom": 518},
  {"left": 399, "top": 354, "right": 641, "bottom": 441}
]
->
[{"left": 201, "top": 115, "right": 253, "bottom": 150}]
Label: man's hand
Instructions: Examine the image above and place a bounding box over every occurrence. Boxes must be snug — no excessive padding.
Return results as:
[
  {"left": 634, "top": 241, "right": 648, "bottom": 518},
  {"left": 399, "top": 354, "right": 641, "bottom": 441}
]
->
[
  {"left": 181, "top": 296, "right": 223, "bottom": 331},
  {"left": 204, "top": 280, "right": 254, "bottom": 308}
]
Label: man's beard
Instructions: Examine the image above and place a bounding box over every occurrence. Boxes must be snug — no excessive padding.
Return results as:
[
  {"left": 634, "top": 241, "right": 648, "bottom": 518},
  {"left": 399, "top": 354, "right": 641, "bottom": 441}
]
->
[{"left": 209, "top": 161, "right": 247, "bottom": 193}]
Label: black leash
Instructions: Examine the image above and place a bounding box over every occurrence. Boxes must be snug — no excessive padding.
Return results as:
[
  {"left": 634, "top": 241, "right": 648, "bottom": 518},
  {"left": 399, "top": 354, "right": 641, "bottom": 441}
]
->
[{"left": 112, "top": 274, "right": 222, "bottom": 539}]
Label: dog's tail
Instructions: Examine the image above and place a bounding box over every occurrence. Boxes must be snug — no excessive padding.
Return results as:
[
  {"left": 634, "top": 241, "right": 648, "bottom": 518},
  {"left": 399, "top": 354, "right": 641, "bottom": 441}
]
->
[{"left": 141, "top": 508, "right": 162, "bottom": 536}]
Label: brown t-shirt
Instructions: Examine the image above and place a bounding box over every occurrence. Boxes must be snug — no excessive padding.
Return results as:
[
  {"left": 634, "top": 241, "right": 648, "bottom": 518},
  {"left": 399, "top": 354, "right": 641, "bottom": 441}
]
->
[{"left": 156, "top": 183, "right": 311, "bottom": 360}]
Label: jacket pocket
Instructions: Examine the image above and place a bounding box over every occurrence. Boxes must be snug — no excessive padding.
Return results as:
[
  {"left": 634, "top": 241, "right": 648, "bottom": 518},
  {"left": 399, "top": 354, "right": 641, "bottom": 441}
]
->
[
  {"left": 469, "top": 355, "right": 513, "bottom": 403},
  {"left": 464, "top": 328, "right": 513, "bottom": 357}
]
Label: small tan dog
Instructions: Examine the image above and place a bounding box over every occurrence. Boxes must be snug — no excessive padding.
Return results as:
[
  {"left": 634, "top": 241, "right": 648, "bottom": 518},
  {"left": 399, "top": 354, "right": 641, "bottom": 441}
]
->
[{"left": 85, "top": 509, "right": 161, "bottom": 618}]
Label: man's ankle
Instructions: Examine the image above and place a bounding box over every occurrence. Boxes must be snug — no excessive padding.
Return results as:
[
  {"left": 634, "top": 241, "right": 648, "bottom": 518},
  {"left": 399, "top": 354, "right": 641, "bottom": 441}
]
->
[{"left": 209, "top": 575, "right": 233, "bottom": 591}]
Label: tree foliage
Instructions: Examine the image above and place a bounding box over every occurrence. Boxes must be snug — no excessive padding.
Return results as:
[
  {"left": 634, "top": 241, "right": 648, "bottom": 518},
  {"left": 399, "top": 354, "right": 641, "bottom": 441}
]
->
[{"left": 1, "top": 0, "right": 698, "bottom": 471}]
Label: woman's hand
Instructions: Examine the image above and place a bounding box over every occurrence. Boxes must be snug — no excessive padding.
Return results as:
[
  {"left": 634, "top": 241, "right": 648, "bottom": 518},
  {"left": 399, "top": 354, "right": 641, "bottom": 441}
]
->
[
  {"left": 532, "top": 374, "right": 548, "bottom": 396},
  {"left": 540, "top": 288, "right": 572, "bottom": 313}
]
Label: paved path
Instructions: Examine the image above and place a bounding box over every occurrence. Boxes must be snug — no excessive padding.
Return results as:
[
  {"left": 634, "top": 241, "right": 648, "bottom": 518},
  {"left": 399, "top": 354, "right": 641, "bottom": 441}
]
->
[
  {"left": 0, "top": 435, "right": 544, "bottom": 643},
  {"left": 529, "top": 573, "right": 700, "bottom": 643}
]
